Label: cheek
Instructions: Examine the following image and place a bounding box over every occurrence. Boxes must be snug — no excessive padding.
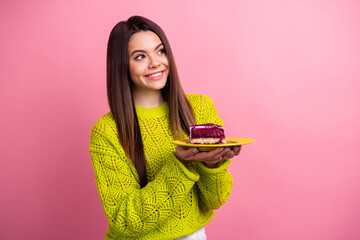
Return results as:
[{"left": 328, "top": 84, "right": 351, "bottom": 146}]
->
[
  {"left": 164, "top": 57, "right": 169, "bottom": 66},
  {"left": 158, "top": 55, "right": 169, "bottom": 66},
  {"left": 129, "top": 62, "right": 144, "bottom": 77}
]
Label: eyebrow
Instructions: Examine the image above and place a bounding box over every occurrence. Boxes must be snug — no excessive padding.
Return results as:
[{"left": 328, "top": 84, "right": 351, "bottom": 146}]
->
[{"left": 130, "top": 43, "right": 164, "bottom": 56}]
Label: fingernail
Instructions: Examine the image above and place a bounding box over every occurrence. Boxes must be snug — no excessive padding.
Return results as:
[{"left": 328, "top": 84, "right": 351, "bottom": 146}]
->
[
  {"left": 192, "top": 148, "right": 198, "bottom": 153},
  {"left": 219, "top": 148, "right": 224, "bottom": 152}
]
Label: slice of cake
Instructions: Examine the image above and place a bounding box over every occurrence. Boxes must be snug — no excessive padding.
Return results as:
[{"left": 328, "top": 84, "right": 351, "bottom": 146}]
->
[{"left": 190, "top": 123, "right": 226, "bottom": 144}]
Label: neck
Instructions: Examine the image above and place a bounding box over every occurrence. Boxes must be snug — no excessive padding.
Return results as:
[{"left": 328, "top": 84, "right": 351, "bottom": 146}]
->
[{"left": 132, "top": 88, "right": 164, "bottom": 108}]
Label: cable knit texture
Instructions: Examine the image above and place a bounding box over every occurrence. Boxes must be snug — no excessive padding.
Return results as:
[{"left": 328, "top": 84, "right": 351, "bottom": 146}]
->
[{"left": 89, "top": 94, "right": 233, "bottom": 240}]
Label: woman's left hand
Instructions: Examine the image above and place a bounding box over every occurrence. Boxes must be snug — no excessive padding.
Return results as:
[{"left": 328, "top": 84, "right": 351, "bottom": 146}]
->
[{"left": 175, "top": 145, "right": 241, "bottom": 168}]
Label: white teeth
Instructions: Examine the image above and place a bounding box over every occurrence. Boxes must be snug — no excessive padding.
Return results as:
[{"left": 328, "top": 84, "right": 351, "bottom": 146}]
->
[{"left": 147, "top": 72, "right": 162, "bottom": 78}]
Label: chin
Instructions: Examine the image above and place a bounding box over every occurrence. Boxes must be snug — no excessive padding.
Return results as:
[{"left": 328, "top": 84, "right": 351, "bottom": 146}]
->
[
  {"left": 152, "top": 83, "right": 167, "bottom": 91},
  {"left": 149, "top": 80, "right": 167, "bottom": 90}
]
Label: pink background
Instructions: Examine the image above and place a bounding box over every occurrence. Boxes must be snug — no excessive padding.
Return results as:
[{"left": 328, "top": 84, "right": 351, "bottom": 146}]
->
[{"left": 1, "top": 0, "right": 359, "bottom": 239}]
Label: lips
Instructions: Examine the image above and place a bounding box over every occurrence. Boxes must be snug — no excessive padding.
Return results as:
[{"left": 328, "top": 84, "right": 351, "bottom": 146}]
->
[{"left": 144, "top": 71, "right": 164, "bottom": 80}]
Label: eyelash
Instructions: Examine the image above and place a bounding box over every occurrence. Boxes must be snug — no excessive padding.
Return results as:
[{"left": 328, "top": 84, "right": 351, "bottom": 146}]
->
[
  {"left": 158, "top": 48, "right": 166, "bottom": 55},
  {"left": 135, "top": 55, "right": 145, "bottom": 60},
  {"left": 134, "top": 48, "right": 166, "bottom": 60}
]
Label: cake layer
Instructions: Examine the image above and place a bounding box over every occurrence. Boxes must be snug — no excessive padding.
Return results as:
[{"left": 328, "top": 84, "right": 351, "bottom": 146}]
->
[
  {"left": 190, "top": 123, "right": 225, "bottom": 144},
  {"left": 191, "top": 138, "right": 226, "bottom": 144}
]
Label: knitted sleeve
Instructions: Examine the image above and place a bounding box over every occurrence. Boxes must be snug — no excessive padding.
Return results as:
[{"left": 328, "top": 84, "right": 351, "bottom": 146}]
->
[
  {"left": 89, "top": 117, "right": 200, "bottom": 238},
  {"left": 188, "top": 94, "right": 234, "bottom": 209}
]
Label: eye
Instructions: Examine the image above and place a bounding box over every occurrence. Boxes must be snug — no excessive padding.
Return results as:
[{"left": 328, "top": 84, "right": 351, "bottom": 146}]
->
[
  {"left": 157, "top": 48, "right": 166, "bottom": 55},
  {"left": 135, "top": 54, "right": 145, "bottom": 60}
]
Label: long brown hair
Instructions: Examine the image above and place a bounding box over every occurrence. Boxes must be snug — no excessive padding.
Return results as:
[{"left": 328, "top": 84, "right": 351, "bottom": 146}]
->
[{"left": 107, "top": 16, "right": 195, "bottom": 188}]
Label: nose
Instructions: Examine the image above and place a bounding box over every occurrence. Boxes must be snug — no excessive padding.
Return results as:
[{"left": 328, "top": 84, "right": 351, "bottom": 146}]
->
[{"left": 148, "top": 55, "right": 161, "bottom": 68}]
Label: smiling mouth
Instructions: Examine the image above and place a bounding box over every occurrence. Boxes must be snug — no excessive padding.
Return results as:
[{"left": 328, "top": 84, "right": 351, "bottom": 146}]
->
[{"left": 144, "top": 71, "right": 164, "bottom": 80}]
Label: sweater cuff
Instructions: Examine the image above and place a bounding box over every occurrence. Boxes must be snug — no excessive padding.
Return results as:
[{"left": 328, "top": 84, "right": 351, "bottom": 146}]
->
[
  {"left": 172, "top": 156, "right": 200, "bottom": 182},
  {"left": 198, "top": 159, "right": 231, "bottom": 174}
]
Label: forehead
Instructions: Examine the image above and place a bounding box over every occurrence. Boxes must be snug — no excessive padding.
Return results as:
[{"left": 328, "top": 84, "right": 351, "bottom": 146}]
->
[{"left": 128, "top": 31, "right": 162, "bottom": 51}]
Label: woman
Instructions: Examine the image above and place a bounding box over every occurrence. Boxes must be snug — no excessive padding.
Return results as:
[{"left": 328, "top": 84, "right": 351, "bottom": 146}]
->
[{"left": 89, "top": 16, "right": 241, "bottom": 240}]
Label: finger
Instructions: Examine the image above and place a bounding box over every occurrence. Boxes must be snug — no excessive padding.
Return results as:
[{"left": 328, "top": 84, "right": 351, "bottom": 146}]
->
[
  {"left": 176, "top": 146, "right": 198, "bottom": 160},
  {"left": 234, "top": 146, "right": 242, "bottom": 156},
  {"left": 206, "top": 153, "right": 230, "bottom": 164},
  {"left": 188, "top": 148, "right": 225, "bottom": 162},
  {"left": 189, "top": 150, "right": 215, "bottom": 162},
  {"left": 211, "top": 148, "right": 231, "bottom": 161},
  {"left": 222, "top": 150, "right": 235, "bottom": 160},
  {"left": 207, "top": 147, "right": 227, "bottom": 159},
  {"left": 184, "top": 148, "right": 199, "bottom": 159}
]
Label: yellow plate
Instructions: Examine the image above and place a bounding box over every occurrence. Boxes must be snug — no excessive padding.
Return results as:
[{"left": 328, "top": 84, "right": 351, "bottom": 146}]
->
[{"left": 173, "top": 137, "right": 255, "bottom": 152}]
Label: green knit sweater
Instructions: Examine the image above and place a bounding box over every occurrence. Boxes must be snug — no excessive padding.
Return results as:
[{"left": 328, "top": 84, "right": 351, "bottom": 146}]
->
[{"left": 89, "top": 94, "right": 233, "bottom": 240}]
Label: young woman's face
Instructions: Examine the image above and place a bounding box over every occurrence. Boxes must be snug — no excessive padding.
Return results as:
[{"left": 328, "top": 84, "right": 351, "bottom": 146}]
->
[{"left": 128, "top": 31, "right": 169, "bottom": 94}]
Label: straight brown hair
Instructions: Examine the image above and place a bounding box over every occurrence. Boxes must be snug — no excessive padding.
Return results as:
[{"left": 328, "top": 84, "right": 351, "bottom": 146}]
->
[{"left": 107, "top": 16, "right": 195, "bottom": 188}]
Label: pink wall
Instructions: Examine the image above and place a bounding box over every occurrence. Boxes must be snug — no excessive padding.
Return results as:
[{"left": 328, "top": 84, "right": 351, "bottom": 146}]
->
[{"left": 1, "top": 0, "right": 359, "bottom": 239}]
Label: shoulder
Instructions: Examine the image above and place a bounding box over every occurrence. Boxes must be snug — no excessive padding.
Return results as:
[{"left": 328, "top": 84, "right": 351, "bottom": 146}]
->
[
  {"left": 186, "top": 94, "right": 221, "bottom": 124},
  {"left": 186, "top": 94, "right": 215, "bottom": 109},
  {"left": 89, "top": 112, "right": 125, "bottom": 157},
  {"left": 91, "top": 112, "right": 117, "bottom": 136},
  {"left": 90, "top": 111, "right": 122, "bottom": 150}
]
